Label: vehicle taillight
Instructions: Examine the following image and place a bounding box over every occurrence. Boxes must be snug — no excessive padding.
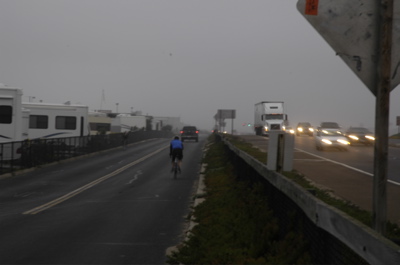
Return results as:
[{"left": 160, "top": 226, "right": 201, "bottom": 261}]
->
[
  {"left": 180, "top": 131, "right": 184, "bottom": 134},
  {"left": 196, "top": 130, "right": 199, "bottom": 134}
]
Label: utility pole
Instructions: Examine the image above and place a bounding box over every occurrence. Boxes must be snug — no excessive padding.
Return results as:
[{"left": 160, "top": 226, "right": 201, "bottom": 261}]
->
[{"left": 373, "top": 0, "right": 394, "bottom": 235}]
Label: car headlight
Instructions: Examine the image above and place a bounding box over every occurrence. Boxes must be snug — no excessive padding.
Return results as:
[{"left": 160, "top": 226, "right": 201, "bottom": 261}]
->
[
  {"left": 349, "top": 135, "right": 359, "bottom": 140},
  {"left": 337, "top": 139, "right": 350, "bottom": 145},
  {"left": 366, "top": 135, "right": 375, "bottom": 140},
  {"left": 298, "top": 127, "right": 303, "bottom": 132},
  {"left": 321, "top": 139, "right": 332, "bottom": 145},
  {"left": 309, "top": 128, "right": 314, "bottom": 132}
]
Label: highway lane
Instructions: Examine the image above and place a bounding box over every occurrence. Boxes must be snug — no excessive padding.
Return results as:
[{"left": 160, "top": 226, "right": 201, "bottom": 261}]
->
[
  {"left": 239, "top": 134, "right": 400, "bottom": 224},
  {"left": 294, "top": 135, "right": 400, "bottom": 184},
  {"left": 239, "top": 134, "right": 400, "bottom": 184},
  {"left": 0, "top": 135, "right": 205, "bottom": 264}
]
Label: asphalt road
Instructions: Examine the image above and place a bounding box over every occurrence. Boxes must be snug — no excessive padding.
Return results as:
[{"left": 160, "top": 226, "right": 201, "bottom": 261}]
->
[
  {"left": 0, "top": 136, "right": 205, "bottom": 264},
  {"left": 294, "top": 135, "right": 400, "bottom": 184},
  {"left": 241, "top": 134, "right": 400, "bottom": 184},
  {"left": 239, "top": 134, "right": 400, "bottom": 225}
]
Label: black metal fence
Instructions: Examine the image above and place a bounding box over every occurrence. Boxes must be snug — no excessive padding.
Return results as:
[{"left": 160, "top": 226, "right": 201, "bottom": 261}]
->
[
  {"left": 0, "top": 130, "right": 173, "bottom": 175},
  {"left": 219, "top": 134, "right": 400, "bottom": 265}
]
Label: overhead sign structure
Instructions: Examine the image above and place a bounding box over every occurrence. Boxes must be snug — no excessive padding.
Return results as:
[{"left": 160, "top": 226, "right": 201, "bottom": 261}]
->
[
  {"left": 217, "top": 109, "right": 236, "bottom": 119},
  {"left": 297, "top": 0, "right": 400, "bottom": 95},
  {"left": 214, "top": 109, "right": 236, "bottom": 134}
]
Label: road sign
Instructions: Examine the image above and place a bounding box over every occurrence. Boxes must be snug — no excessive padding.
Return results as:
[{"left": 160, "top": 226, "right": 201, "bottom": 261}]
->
[
  {"left": 297, "top": 0, "right": 400, "bottom": 95},
  {"left": 217, "top": 109, "right": 236, "bottom": 119}
]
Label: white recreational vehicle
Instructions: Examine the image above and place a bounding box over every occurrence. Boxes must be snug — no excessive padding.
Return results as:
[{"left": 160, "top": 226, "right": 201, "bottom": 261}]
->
[
  {"left": 88, "top": 111, "right": 112, "bottom": 135},
  {"left": 23, "top": 102, "right": 89, "bottom": 139},
  {"left": 111, "top": 114, "right": 147, "bottom": 133},
  {"left": 0, "top": 85, "right": 89, "bottom": 142},
  {"left": 0, "top": 86, "right": 29, "bottom": 143}
]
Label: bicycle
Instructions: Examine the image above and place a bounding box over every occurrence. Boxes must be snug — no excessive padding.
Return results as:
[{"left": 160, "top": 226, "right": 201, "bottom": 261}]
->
[{"left": 172, "top": 157, "right": 181, "bottom": 179}]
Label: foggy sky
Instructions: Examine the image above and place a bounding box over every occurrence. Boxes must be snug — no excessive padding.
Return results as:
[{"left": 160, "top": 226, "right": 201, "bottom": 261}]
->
[{"left": 1, "top": 0, "right": 399, "bottom": 134}]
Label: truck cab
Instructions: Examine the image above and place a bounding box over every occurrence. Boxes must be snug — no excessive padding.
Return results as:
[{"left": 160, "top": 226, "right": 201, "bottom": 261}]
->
[{"left": 254, "top": 101, "right": 287, "bottom": 136}]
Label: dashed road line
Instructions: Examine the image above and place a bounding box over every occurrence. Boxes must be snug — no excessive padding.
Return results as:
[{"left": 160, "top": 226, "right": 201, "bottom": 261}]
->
[{"left": 23, "top": 145, "right": 168, "bottom": 215}]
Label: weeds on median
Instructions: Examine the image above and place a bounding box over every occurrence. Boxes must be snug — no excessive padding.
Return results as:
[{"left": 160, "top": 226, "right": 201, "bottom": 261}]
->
[{"left": 166, "top": 134, "right": 311, "bottom": 264}]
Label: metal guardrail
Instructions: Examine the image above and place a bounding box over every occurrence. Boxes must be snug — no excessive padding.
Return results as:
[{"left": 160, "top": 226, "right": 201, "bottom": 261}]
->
[
  {"left": 219, "top": 135, "right": 400, "bottom": 265},
  {"left": 0, "top": 131, "right": 173, "bottom": 175}
]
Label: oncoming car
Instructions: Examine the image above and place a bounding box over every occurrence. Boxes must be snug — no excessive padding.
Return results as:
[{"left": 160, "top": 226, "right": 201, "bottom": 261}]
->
[
  {"left": 345, "top": 127, "right": 375, "bottom": 146},
  {"left": 286, "top": 126, "right": 295, "bottom": 134},
  {"left": 315, "top": 128, "right": 350, "bottom": 151},
  {"left": 296, "top": 122, "right": 314, "bottom": 136}
]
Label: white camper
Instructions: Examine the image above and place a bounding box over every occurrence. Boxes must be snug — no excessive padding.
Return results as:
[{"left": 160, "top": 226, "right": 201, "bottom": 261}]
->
[
  {"left": 254, "top": 101, "right": 287, "bottom": 135},
  {"left": 0, "top": 86, "right": 89, "bottom": 142},
  {"left": 111, "top": 114, "right": 147, "bottom": 133},
  {"left": 0, "top": 86, "right": 89, "bottom": 161},
  {"left": 88, "top": 111, "right": 112, "bottom": 135},
  {"left": 0, "top": 85, "right": 29, "bottom": 143},
  {"left": 23, "top": 102, "right": 89, "bottom": 139}
]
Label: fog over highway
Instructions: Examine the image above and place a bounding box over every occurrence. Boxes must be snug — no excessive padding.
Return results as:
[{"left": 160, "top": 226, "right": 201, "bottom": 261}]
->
[{"left": 1, "top": 1, "right": 400, "bottom": 134}]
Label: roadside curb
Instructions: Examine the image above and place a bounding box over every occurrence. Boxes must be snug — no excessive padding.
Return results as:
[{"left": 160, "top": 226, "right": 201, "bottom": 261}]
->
[{"left": 186, "top": 163, "right": 207, "bottom": 238}]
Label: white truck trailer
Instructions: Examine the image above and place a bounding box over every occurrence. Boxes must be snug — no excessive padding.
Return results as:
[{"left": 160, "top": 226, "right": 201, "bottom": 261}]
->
[{"left": 254, "top": 101, "right": 288, "bottom": 135}]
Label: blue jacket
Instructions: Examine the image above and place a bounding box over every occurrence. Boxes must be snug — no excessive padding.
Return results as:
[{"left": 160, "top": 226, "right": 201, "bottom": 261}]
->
[{"left": 170, "top": 139, "right": 183, "bottom": 151}]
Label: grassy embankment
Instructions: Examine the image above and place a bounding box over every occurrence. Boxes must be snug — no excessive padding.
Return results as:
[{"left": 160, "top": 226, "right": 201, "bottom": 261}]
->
[
  {"left": 168, "top": 133, "right": 400, "bottom": 264},
  {"left": 167, "top": 134, "right": 311, "bottom": 264}
]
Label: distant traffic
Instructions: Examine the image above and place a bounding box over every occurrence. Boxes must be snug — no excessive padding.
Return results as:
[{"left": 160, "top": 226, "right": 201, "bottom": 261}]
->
[{"left": 290, "top": 121, "right": 375, "bottom": 152}]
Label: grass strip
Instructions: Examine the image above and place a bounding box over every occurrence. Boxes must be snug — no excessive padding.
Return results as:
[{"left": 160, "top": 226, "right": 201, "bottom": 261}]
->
[{"left": 167, "top": 134, "right": 311, "bottom": 264}]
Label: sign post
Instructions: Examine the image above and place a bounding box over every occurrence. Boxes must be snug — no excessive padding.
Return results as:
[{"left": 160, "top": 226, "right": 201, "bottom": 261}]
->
[
  {"left": 215, "top": 109, "right": 236, "bottom": 134},
  {"left": 373, "top": 0, "right": 394, "bottom": 235},
  {"left": 297, "top": 0, "right": 398, "bottom": 235}
]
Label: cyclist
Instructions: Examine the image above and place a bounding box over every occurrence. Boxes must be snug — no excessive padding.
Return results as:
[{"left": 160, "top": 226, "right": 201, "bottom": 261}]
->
[{"left": 170, "top": 136, "right": 184, "bottom": 172}]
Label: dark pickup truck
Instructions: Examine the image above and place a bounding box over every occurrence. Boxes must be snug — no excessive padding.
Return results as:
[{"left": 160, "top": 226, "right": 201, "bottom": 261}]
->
[{"left": 180, "top": 126, "right": 199, "bottom": 142}]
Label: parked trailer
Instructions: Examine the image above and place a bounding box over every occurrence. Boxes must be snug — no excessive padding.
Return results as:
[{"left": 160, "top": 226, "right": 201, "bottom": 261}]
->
[
  {"left": 111, "top": 114, "right": 147, "bottom": 133},
  {"left": 23, "top": 102, "right": 89, "bottom": 139},
  {"left": 0, "top": 86, "right": 28, "bottom": 143},
  {"left": 0, "top": 86, "right": 89, "bottom": 160},
  {"left": 0, "top": 86, "right": 29, "bottom": 160},
  {"left": 88, "top": 111, "right": 112, "bottom": 135}
]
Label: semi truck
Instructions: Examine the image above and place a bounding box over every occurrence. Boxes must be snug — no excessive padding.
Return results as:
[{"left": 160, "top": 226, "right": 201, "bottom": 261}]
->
[{"left": 254, "top": 101, "right": 288, "bottom": 135}]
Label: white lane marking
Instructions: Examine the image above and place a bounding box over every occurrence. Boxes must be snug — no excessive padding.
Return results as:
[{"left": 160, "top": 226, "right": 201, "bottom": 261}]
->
[
  {"left": 295, "top": 148, "right": 400, "bottom": 186},
  {"left": 127, "top": 170, "right": 142, "bottom": 184},
  {"left": 23, "top": 145, "right": 169, "bottom": 215}
]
